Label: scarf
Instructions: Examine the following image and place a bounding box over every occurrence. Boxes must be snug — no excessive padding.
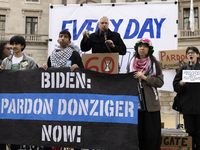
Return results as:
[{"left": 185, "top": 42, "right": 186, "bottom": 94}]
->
[
  {"left": 133, "top": 57, "right": 150, "bottom": 73},
  {"left": 50, "top": 45, "right": 73, "bottom": 67},
  {"left": 129, "top": 56, "right": 158, "bottom": 100}
]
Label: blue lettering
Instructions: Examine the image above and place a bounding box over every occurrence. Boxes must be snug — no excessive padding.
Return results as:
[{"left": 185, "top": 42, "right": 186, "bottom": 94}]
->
[
  {"left": 110, "top": 19, "right": 123, "bottom": 32},
  {"left": 138, "top": 18, "right": 154, "bottom": 38},
  {"left": 61, "top": 20, "right": 73, "bottom": 31},
  {"left": 62, "top": 20, "right": 98, "bottom": 40},
  {"left": 61, "top": 18, "right": 166, "bottom": 41},
  {"left": 124, "top": 19, "right": 139, "bottom": 39},
  {"left": 73, "top": 20, "right": 88, "bottom": 40},
  {"left": 86, "top": 20, "right": 98, "bottom": 32},
  {"left": 154, "top": 18, "right": 166, "bottom": 38}
]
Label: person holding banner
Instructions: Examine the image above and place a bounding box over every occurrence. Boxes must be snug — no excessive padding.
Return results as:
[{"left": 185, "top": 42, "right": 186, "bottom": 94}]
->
[
  {"left": 0, "top": 36, "right": 37, "bottom": 150},
  {"left": 43, "top": 29, "right": 83, "bottom": 150},
  {"left": 80, "top": 16, "right": 126, "bottom": 55},
  {"left": 127, "top": 38, "right": 164, "bottom": 150},
  {"left": 173, "top": 47, "right": 200, "bottom": 150},
  {"left": 0, "top": 41, "right": 11, "bottom": 150},
  {"left": 0, "top": 36, "right": 37, "bottom": 71},
  {"left": 43, "top": 30, "right": 84, "bottom": 71}
]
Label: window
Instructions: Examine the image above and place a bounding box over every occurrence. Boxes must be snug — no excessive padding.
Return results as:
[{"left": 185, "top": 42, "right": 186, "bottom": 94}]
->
[
  {"left": 183, "top": 7, "right": 199, "bottom": 30},
  {"left": 0, "top": 15, "right": 6, "bottom": 33},
  {"left": 26, "top": 17, "right": 38, "bottom": 34}
]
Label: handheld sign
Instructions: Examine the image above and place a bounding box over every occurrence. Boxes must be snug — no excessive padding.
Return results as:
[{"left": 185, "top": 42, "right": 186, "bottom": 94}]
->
[
  {"left": 159, "top": 50, "right": 188, "bottom": 70},
  {"left": 82, "top": 53, "right": 119, "bottom": 74},
  {"left": 183, "top": 70, "right": 200, "bottom": 82}
]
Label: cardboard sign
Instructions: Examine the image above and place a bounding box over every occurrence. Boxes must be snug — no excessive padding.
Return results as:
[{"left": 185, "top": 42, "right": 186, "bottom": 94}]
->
[
  {"left": 159, "top": 50, "right": 188, "bottom": 70},
  {"left": 160, "top": 147, "right": 191, "bottom": 150},
  {"left": 82, "top": 53, "right": 119, "bottom": 74},
  {"left": 161, "top": 135, "right": 192, "bottom": 150},
  {"left": 183, "top": 70, "right": 200, "bottom": 82}
]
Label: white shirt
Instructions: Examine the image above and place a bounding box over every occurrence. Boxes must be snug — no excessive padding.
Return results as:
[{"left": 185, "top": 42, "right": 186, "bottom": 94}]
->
[{"left": 12, "top": 55, "right": 23, "bottom": 64}]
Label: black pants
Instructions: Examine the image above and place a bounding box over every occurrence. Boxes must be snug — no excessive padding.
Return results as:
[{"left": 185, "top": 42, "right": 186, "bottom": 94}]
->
[
  {"left": 0, "top": 144, "right": 6, "bottom": 150},
  {"left": 183, "top": 114, "right": 200, "bottom": 150},
  {"left": 138, "top": 110, "right": 161, "bottom": 150}
]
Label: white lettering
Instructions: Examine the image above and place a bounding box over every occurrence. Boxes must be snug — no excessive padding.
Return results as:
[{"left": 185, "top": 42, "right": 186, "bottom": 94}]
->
[
  {"left": 42, "top": 125, "right": 80, "bottom": 143},
  {"left": 41, "top": 72, "right": 91, "bottom": 89},
  {"left": 53, "top": 125, "right": 62, "bottom": 142},
  {"left": 68, "top": 99, "right": 77, "bottom": 115},
  {"left": 90, "top": 100, "right": 98, "bottom": 116}
]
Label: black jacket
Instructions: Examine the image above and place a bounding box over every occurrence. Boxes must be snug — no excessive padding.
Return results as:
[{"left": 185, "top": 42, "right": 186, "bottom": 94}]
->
[
  {"left": 173, "top": 61, "right": 200, "bottom": 114},
  {"left": 47, "top": 51, "right": 84, "bottom": 68},
  {"left": 80, "top": 29, "right": 126, "bottom": 55}
]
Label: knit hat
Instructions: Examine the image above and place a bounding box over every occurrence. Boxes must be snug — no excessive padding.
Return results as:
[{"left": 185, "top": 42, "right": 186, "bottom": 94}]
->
[{"left": 134, "top": 38, "right": 154, "bottom": 54}]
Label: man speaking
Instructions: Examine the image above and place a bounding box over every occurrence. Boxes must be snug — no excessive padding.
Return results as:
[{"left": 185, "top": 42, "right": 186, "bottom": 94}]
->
[{"left": 80, "top": 16, "right": 126, "bottom": 55}]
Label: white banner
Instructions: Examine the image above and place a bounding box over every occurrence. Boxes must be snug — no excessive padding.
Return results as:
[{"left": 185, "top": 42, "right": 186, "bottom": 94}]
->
[{"left": 49, "top": 2, "right": 178, "bottom": 91}]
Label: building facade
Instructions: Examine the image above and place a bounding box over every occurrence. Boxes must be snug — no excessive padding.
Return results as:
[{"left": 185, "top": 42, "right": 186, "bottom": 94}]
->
[
  {"left": 0, "top": 0, "right": 50, "bottom": 67},
  {"left": 0, "top": 0, "right": 199, "bottom": 114}
]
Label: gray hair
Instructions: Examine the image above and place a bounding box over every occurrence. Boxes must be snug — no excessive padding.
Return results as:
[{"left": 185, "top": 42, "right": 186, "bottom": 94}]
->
[{"left": 98, "top": 16, "right": 109, "bottom": 24}]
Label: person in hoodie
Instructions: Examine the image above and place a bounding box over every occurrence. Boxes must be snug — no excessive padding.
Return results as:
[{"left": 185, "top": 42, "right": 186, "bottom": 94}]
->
[
  {"left": 43, "top": 29, "right": 83, "bottom": 71},
  {"left": 173, "top": 47, "right": 200, "bottom": 150}
]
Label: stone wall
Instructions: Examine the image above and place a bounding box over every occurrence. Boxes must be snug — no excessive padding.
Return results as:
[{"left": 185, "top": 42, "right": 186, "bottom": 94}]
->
[{"left": 158, "top": 90, "right": 176, "bottom": 114}]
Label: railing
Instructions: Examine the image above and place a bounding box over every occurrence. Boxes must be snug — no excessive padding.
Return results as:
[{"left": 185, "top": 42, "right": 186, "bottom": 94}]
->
[
  {"left": 1, "top": 30, "right": 200, "bottom": 41},
  {"left": 178, "top": 29, "right": 200, "bottom": 38},
  {"left": 0, "top": 33, "right": 48, "bottom": 42}
]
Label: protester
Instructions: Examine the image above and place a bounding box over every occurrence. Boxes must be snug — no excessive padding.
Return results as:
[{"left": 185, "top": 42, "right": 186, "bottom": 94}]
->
[
  {"left": 127, "top": 38, "right": 164, "bottom": 150},
  {"left": 43, "top": 29, "right": 84, "bottom": 150},
  {"left": 0, "top": 41, "right": 11, "bottom": 150},
  {"left": 0, "top": 36, "right": 37, "bottom": 71},
  {"left": 0, "top": 36, "right": 37, "bottom": 150},
  {"left": 173, "top": 47, "right": 200, "bottom": 150},
  {"left": 80, "top": 16, "right": 126, "bottom": 55},
  {"left": 0, "top": 41, "right": 11, "bottom": 65},
  {"left": 43, "top": 29, "right": 84, "bottom": 70}
]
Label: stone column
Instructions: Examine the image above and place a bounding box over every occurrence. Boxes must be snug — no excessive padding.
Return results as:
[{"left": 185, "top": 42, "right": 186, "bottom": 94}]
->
[
  {"left": 116, "top": 0, "right": 126, "bottom": 3},
  {"left": 101, "top": 0, "right": 111, "bottom": 3},
  {"left": 51, "top": 0, "right": 62, "bottom": 5},
  {"left": 67, "top": 0, "right": 76, "bottom": 4}
]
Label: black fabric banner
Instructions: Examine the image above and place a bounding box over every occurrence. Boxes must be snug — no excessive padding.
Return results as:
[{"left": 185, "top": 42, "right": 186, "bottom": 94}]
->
[{"left": 0, "top": 67, "right": 139, "bottom": 150}]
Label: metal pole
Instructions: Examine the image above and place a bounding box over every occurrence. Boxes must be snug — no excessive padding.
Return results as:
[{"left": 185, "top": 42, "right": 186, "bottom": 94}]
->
[{"left": 175, "top": 111, "right": 178, "bottom": 128}]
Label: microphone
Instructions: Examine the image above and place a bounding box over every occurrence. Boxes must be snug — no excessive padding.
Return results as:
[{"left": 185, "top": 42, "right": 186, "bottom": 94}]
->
[
  {"left": 103, "top": 28, "right": 112, "bottom": 53},
  {"left": 104, "top": 28, "right": 108, "bottom": 41}
]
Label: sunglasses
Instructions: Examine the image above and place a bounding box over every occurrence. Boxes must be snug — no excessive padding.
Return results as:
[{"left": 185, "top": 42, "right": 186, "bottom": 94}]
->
[
  {"left": 6, "top": 47, "right": 12, "bottom": 50},
  {"left": 187, "top": 51, "right": 196, "bottom": 55}
]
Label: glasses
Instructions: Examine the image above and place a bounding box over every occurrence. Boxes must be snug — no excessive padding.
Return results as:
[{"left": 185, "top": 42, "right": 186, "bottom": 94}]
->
[
  {"left": 187, "top": 51, "right": 196, "bottom": 55},
  {"left": 6, "top": 47, "right": 12, "bottom": 50}
]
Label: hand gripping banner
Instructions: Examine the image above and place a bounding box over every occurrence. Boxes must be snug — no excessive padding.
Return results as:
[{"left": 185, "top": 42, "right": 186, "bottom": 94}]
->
[{"left": 0, "top": 67, "right": 139, "bottom": 150}]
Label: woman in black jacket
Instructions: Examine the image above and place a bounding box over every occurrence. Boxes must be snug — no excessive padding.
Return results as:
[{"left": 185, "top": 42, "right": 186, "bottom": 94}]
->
[{"left": 173, "top": 46, "right": 200, "bottom": 150}]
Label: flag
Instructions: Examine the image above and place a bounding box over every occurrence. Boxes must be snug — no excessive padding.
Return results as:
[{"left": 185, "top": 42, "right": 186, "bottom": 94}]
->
[{"left": 189, "top": 0, "right": 195, "bottom": 32}]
